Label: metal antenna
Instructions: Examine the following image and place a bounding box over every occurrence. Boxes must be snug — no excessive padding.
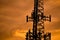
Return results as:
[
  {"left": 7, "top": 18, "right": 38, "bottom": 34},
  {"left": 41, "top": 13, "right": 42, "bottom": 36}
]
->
[{"left": 26, "top": 0, "right": 51, "bottom": 40}]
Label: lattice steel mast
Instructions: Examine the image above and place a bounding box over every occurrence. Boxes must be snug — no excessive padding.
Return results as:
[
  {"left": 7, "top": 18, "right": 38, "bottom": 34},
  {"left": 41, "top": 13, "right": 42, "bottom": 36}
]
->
[{"left": 25, "top": 0, "right": 51, "bottom": 40}]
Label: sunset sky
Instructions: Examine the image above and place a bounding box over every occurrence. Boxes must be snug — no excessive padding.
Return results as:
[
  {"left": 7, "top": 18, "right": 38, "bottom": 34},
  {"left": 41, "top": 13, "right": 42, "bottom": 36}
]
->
[{"left": 0, "top": 0, "right": 60, "bottom": 40}]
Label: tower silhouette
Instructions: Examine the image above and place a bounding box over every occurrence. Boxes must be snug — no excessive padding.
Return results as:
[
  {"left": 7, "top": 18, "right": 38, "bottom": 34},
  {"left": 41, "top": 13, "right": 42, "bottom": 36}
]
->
[{"left": 25, "top": 0, "right": 51, "bottom": 40}]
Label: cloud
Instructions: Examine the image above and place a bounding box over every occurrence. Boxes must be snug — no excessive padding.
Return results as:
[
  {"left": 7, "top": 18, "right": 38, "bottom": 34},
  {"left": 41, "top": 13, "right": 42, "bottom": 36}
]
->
[
  {"left": 0, "top": 0, "right": 60, "bottom": 40},
  {"left": 0, "top": 0, "right": 33, "bottom": 40}
]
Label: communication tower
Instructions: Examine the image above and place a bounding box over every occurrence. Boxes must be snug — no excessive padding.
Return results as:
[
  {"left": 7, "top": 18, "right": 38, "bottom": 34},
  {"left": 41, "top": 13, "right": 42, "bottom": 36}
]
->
[{"left": 25, "top": 0, "right": 51, "bottom": 40}]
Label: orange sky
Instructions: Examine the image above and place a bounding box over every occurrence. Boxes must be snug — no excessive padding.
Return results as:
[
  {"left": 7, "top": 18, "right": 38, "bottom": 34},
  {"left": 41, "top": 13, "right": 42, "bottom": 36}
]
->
[{"left": 0, "top": 0, "right": 60, "bottom": 40}]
